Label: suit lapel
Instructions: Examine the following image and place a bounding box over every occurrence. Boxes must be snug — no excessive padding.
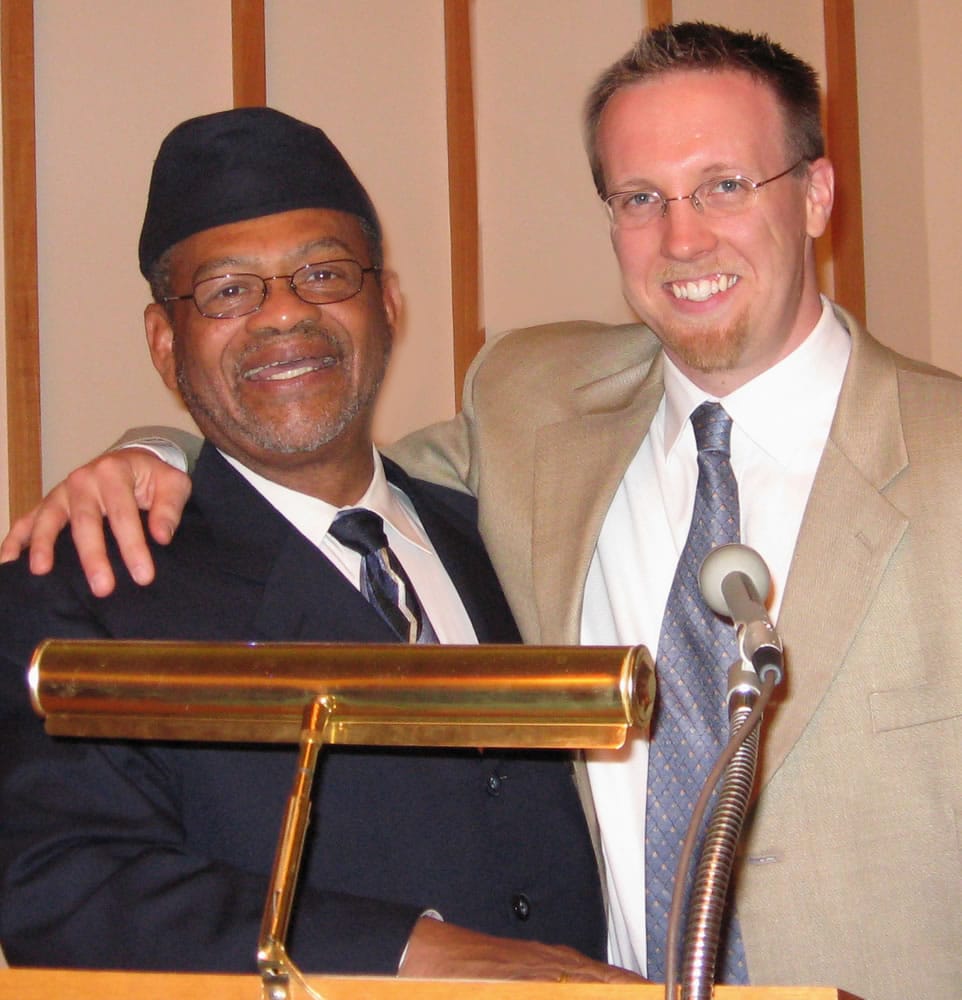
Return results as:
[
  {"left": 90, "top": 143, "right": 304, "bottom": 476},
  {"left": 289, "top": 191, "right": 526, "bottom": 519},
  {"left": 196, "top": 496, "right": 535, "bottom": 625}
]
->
[
  {"left": 384, "top": 459, "right": 520, "bottom": 643},
  {"left": 759, "top": 315, "right": 909, "bottom": 792},
  {"left": 532, "top": 350, "right": 665, "bottom": 644},
  {"left": 524, "top": 310, "right": 911, "bottom": 794},
  {"left": 191, "top": 444, "right": 398, "bottom": 642},
  {"left": 253, "top": 531, "right": 399, "bottom": 641},
  {"left": 193, "top": 445, "right": 515, "bottom": 644}
]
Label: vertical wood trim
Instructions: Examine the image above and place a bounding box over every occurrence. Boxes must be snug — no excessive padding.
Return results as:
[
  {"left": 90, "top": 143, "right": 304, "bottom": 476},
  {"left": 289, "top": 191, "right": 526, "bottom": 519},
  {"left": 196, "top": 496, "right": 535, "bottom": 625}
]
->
[
  {"left": 822, "top": 0, "right": 865, "bottom": 325},
  {"left": 2, "top": 0, "right": 42, "bottom": 519},
  {"left": 231, "top": 0, "right": 266, "bottom": 107},
  {"left": 646, "top": 0, "right": 672, "bottom": 28},
  {"left": 444, "top": 0, "right": 481, "bottom": 409}
]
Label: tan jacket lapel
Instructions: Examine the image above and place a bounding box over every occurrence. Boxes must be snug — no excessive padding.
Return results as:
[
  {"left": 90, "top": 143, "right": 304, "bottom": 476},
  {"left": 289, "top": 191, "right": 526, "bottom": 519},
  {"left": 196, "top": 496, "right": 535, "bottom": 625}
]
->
[
  {"left": 759, "top": 312, "right": 909, "bottom": 793},
  {"left": 532, "top": 352, "right": 665, "bottom": 644}
]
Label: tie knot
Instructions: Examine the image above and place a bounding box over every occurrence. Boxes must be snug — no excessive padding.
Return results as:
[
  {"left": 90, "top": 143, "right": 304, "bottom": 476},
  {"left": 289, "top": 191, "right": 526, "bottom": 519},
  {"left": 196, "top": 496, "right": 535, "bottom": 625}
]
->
[
  {"left": 691, "top": 401, "right": 732, "bottom": 456},
  {"left": 329, "top": 508, "right": 388, "bottom": 556}
]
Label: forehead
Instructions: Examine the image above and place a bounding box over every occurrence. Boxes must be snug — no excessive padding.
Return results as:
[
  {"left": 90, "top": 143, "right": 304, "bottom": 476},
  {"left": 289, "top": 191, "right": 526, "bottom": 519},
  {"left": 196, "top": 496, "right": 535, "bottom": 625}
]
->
[
  {"left": 597, "top": 69, "right": 789, "bottom": 184},
  {"left": 169, "top": 207, "right": 369, "bottom": 281}
]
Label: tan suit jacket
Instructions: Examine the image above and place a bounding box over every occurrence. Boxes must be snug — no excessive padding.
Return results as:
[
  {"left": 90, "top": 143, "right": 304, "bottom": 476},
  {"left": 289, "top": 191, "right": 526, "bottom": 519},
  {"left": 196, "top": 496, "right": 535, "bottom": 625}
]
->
[{"left": 388, "top": 305, "right": 962, "bottom": 1000}]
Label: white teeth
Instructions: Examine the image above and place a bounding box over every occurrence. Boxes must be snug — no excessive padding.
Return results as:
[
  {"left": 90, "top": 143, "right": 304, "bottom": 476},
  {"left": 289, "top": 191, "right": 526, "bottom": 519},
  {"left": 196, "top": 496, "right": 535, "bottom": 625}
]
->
[
  {"left": 263, "top": 365, "right": 317, "bottom": 381},
  {"left": 244, "top": 357, "right": 334, "bottom": 381},
  {"left": 670, "top": 274, "right": 738, "bottom": 301}
]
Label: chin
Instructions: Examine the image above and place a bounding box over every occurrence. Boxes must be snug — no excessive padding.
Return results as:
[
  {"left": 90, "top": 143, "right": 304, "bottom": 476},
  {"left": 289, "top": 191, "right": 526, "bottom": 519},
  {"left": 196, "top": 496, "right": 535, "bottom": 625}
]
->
[{"left": 659, "top": 318, "right": 750, "bottom": 375}]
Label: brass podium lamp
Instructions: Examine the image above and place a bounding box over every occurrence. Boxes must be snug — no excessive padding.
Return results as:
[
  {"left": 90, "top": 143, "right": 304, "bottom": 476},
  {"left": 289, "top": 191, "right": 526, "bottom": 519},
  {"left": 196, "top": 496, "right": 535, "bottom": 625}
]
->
[{"left": 29, "top": 639, "right": 655, "bottom": 1000}]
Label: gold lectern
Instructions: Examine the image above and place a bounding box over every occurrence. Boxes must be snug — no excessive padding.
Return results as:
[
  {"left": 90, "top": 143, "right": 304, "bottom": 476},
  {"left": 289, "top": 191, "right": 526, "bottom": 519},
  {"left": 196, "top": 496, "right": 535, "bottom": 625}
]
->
[
  {"left": 9, "top": 639, "right": 862, "bottom": 1000},
  {"left": 26, "top": 639, "right": 656, "bottom": 1000},
  {"left": 0, "top": 967, "right": 863, "bottom": 1000}
]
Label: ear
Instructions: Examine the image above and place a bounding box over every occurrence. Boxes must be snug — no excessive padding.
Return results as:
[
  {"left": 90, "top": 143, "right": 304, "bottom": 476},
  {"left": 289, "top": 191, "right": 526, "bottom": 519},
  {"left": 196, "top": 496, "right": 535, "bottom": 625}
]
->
[
  {"left": 144, "top": 303, "right": 179, "bottom": 393},
  {"left": 378, "top": 268, "right": 402, "bottom": 331},
  {"left": 804, "top": 157, "right": 835, "bottom": 239}
]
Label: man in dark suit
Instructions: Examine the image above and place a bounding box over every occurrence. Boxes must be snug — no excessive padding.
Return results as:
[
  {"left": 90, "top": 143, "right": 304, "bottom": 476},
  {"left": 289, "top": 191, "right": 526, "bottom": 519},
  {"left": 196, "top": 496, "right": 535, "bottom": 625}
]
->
[{"left": 0, "top": 108, "right": 635, "bottom": 983}]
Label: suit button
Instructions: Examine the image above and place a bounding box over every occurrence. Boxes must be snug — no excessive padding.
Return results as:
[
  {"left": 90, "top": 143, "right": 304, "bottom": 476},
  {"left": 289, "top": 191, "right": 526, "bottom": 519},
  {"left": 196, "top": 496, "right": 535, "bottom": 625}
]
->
[
  {"left": 511, "top": 893, "right": 531, "bottom": 921},
  {"left": 485, "top": 773, "right": 503, "bottom": 796}
]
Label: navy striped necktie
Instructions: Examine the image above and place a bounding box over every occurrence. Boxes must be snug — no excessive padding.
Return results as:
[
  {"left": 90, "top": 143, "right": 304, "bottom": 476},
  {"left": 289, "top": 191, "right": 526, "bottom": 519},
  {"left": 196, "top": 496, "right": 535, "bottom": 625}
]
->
[
  {"left": 329, "top": 508, "right": 436, "bottom": 643},
  {"left": 644, "top": 401, "right": 748, "bottom": 984}
]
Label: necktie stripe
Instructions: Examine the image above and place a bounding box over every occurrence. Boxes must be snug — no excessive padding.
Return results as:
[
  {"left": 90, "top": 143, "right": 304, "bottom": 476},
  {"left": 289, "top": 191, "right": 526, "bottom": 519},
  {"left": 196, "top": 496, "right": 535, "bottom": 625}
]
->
[{"left": 329, "top": 508, "right": 434, "bottom": 644}]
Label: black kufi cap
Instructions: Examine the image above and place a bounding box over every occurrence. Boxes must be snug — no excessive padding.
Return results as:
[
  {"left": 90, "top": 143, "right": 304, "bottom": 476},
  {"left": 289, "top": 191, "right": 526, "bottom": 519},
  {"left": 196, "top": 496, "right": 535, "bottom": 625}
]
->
[{"left": 138, "top": 107, "right": 381, "bottom": 278}]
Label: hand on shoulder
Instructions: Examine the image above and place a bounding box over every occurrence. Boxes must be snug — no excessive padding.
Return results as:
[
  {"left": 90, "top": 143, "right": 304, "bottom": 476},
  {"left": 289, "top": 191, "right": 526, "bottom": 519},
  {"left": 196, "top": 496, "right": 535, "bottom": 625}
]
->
[{"left": 0, "top": 446, "right": 192, "bottom": 596}]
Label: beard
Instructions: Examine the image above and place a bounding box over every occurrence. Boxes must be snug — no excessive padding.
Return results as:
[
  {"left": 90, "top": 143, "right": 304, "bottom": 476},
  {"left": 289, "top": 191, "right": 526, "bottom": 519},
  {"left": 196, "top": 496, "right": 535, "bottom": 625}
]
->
[
  {"left": 176, "top": 375, "right": 377, "bottom": 455},
  {"left": 174, "top": 321, "right": 391, "bottom": 457},
  {"left": 624, "top": 256, "right": 754, "bottom": 374},
  {"left": 651, "top": 309, "right": 751, "bottom": 374}
]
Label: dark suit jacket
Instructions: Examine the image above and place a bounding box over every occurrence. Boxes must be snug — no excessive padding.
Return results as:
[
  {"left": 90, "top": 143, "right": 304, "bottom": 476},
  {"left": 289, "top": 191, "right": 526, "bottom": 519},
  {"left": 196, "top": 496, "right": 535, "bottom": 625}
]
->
[{"left": 0, "top": 444, "right": 605, "bottom": 974}]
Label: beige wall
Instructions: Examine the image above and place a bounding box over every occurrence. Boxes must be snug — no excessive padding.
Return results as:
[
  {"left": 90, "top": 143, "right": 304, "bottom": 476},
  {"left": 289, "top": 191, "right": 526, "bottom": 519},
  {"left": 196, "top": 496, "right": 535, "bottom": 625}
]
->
[
  {"left": 264, "top": 2, "right": 455, "bottom": 443},
  {"left": 473, "top": 0, "right": 641, "bottom": 334},
  {"left": 917, "top": 2, "right": 962, "bottom": 375},
  {"left": 30, "top": 0, "right": 454, "bottom": 502},
  {"left": 33, "top": 0, "right": 233, "bottom": 495},
  {"left": 2, "top": 1, "right": 960, "bottom": 537},
  {"left": 856, "top": 3, "right": 930, "bottom": 362}
]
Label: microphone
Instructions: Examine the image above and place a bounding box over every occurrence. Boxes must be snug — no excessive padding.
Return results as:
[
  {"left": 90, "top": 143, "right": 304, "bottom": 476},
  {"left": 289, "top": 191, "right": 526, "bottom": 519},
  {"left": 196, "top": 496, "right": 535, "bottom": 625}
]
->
[{"left": 699, "top": 543, "right": 783, "bottom": 683}]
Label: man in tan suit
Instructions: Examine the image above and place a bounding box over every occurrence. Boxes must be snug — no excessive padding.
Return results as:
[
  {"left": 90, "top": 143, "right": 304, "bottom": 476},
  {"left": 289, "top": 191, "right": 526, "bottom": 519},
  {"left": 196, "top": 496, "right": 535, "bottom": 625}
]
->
[{"left": 5, "top": 22, "right": 961, "bottom": 1000}]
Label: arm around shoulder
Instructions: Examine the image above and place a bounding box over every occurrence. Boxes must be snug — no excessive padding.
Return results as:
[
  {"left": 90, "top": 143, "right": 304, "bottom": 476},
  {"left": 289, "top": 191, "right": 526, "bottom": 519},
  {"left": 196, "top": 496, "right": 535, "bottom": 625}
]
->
[{"left": 0, "top": 427, "right": 197, "bottom": 595}]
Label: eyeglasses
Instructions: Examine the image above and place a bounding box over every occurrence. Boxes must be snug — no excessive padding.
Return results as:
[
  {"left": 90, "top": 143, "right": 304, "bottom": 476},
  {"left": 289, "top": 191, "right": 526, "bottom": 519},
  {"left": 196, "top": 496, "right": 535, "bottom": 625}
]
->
[
  {"left": 163, "top": 258, "right": 380, "bottom": 319},
  {"left": 603, "top": 158, "right": 807, "bottom": 229}
]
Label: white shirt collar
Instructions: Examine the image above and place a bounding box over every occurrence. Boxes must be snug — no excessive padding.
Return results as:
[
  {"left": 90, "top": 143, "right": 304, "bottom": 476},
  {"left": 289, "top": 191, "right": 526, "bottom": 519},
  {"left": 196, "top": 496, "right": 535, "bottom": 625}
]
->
[
  {"left": 219, "top": 446, "right": 432, "bottom": 553},
  {"left": 661, "top": 296, "right": 851, "bottom": 466}
]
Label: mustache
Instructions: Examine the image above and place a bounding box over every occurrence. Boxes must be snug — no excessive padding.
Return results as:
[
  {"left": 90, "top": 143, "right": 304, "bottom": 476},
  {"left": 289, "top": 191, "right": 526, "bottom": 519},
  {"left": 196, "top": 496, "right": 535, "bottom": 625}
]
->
[{"left": 237, "top": 319, "right": 346, "bottom": 358}]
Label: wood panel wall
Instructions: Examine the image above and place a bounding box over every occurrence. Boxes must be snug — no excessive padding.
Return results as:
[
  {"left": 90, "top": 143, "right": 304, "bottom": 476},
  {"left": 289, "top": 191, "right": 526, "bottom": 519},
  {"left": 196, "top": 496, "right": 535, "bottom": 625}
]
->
[
  {"left": 1, "top": 0, "right": 41, "bottom": 519},
  {"left": 0, "top": 0, "right": 865, "bottom": 524}
]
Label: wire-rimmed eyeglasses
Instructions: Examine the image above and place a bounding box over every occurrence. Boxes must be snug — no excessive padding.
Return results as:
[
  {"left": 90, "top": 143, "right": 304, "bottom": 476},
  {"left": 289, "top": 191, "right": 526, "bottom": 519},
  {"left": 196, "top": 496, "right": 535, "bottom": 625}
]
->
[
  {"left": 162, "top": 258, "right": 381, "bottom": 319},
  {"left": 603, "top": 158, "right": 807, "bottom": 229}
]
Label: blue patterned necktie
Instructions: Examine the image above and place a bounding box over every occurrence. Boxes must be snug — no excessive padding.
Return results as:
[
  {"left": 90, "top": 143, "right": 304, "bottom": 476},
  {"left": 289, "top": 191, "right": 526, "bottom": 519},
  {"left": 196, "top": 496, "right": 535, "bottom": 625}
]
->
[
  {"left": 645, "top": 401, "right": 748, "bottom": 984},
  {"left": 329, "top": 508, "right": 436, "bottom": 643}
]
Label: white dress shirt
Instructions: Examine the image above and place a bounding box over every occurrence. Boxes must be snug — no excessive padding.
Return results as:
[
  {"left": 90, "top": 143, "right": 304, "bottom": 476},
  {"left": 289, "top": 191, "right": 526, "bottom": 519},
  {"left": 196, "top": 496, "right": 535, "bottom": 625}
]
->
[
  {"left": 581, "top": 298, "right": 851, "bottom": 973},
  {"left": 221, "top": 447, "right": 479, "bottom": 644}
]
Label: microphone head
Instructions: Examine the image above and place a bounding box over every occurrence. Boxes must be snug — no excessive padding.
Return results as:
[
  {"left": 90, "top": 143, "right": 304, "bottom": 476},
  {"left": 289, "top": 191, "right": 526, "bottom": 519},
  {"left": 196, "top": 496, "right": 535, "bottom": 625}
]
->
[{"left": 699, "top": 543, "right": 772, "bottom": 615}]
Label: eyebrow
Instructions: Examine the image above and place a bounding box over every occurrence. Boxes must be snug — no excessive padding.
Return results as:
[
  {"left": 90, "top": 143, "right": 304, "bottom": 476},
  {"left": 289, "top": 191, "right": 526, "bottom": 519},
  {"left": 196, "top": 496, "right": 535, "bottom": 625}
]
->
[
  {"left": 191, "top": 236, "right": 357, "bottom": 283},
  {"left": 610, "top": 162, "right": 746, "bottom": 194}
]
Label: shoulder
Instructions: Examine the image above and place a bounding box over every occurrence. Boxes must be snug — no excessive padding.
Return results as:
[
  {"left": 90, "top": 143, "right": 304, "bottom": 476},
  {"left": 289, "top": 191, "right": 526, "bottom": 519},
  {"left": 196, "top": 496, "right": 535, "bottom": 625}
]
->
[
  {"left": 839, "top": 304, "right": 962, "bottom": 394},
  {"left": 382, "top": 456, "right": 477, "bottom": 527},
  {"left": 473, "top": 319, "right": 660, "bottom": 388},
  {"left": 834, "top": 307, "right": 962, "bottom": 443},
  {"left": 0, "top": 528, "right": 108, "bottom": 668},
  {"left": 845, "top": 314, "right": 962, "bottom": 433},
  {"left": 837, "top": 314, "right": 962, "bottom": 520},
  {"left": 460, "top": 319, "right": 662, "bottom": 436}
]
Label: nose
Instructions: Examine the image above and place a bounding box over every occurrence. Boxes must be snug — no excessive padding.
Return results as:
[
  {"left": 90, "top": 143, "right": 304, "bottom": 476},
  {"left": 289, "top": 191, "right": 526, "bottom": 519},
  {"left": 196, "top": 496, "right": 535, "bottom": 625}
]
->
[
  {"left": 659, "top": 197, "right": 718, "bottom": 261},
  {"left": 249, "top": 275, "right": 318, "bottom": 330}
]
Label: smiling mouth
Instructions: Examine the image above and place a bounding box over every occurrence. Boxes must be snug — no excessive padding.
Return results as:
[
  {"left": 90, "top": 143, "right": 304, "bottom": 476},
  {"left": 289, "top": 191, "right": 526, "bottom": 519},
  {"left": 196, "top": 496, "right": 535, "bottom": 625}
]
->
[
  {"left": 667, "top": 273, "right": 739, "bottom": 302},
  {"left": 243, "top": 356, "right": 338, "bottom": 382}
]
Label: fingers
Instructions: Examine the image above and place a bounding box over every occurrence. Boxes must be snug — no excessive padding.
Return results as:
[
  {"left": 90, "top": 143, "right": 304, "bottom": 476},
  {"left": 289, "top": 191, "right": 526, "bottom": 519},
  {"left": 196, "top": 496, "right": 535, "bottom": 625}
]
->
[
  {"left": 0, "top": 447, "right": 192, "bottom": 598},
  {"left": 522, "top": 944, "right": 647, "bottom": 984},
  {"left": 0, "top": 508, "right": 48, "bottom": 567},
  {"left": 397, "top": 917, "right": 646, "bottom": 983},
  {"left": 2, "top": 484, "right": 76, "bottom": 577},
  {"left": 140, "top": 462, "right": 192, "bottom": 548},
  {"left": 63, "top": 460, "right": 145, "bottom": 596},
  {"left": 65, "top": 449, "right": 186, "bottom": 595}
]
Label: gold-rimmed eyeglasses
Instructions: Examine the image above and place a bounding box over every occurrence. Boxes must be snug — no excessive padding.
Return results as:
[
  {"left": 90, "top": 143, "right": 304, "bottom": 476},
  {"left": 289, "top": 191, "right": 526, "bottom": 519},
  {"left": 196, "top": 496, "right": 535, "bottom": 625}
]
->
[
  {"left": 603, "top": 158, "right": 807, "bottom": 229},
  {"left": 162, "top": 258, "right": 380, "bottom": 319}
]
